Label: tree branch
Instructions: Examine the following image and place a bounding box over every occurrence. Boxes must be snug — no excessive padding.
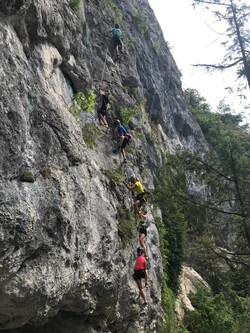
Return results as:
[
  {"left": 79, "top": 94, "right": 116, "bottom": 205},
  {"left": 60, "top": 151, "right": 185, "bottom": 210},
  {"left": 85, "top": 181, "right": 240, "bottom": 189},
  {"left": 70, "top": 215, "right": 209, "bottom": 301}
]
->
[
  {"left": 192, "top": 58, "right": 243, "bottom": 69},
  {"left": 193, "top": 1, "right": 231, "bottom": 7},
  {"left": 209, "top": 246, "right": 250, "bottom": 267},
  {"left": 176, "top": 193, "right": 246, "bottom": 218}
]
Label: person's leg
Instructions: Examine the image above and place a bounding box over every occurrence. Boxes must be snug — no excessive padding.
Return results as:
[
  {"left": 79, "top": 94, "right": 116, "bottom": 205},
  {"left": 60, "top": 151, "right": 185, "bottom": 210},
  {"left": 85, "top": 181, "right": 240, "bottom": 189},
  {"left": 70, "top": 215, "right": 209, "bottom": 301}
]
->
[
  {"left": 120, "top": 40, "right": 125, "bottom": 53},
  {"left": 114, "top": 42, "right": 119, "bottom": 57},
  {"left": 120, "top": 137, "right": 127, "bottom": 162},
  {"left": 98, "top": 110, "right": 106, "bottom": 126},
  {"left": 103, "top": 114, "right": 108, "bottom": 126},
  {"left": 138, "top": 209, "right": 147, "bottom": 219},
  {"left": 97, "top": 111, "right": 102, "bottom": 125},
  {"left": 138, "top": 199, "right": 147, "bottom": 219},
  {"left": 134, "top": 200, "right": 141, "bottom": 217},
  {"left": 135, "top": 279, "right": 147, "bottom": 304},
  {"left": 139, "top": 233, "right": 147, "bottom": 255},
  {"left": 120, "top": 147, "right": 126, "bottom": 161}
]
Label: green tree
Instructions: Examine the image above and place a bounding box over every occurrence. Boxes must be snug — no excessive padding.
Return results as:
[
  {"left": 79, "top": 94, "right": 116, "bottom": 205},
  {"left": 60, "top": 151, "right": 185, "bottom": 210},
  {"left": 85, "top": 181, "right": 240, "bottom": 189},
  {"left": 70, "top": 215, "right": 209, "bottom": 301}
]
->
[
  {"left": 155, "top": 155, "right": 187, "bottom": 294},
  {"left": 171, "top": 89, "right": 250, "bottom": 333},
  {"left": 184, "top": 286, "right": 239, "bottom": 333},
  {"left": 184, "top": 88, "right": 250, "bottom": 257}
]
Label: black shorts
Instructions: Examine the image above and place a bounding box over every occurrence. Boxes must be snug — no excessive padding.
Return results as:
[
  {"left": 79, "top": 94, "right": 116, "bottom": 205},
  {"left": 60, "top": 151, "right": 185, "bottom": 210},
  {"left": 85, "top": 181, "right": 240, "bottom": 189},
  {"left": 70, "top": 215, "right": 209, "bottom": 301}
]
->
[
  {"left": 121, "top": 136, "right": 129, "bottom": 149},
  {"left": 98, "top": 108, "right": 107, "bottom": 117},
  {"left": 139, "top": 226, "right": 147, "bottom": 236},
  {"left": 133, "top": 270, "right": 146, "bottom": 280},
  {"left": 135, "top": 194, "right": 146, "bottom": 206},
  {"left": 113, "top": 37, "right": 122, "bottom": 48}
]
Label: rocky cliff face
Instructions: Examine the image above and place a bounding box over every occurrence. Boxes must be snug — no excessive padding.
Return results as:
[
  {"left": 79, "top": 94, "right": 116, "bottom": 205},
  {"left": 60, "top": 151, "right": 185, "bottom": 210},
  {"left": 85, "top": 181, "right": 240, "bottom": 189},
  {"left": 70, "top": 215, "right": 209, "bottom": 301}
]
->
[{"left": 0, "top": 0, "right": 206, "bottom": 332}]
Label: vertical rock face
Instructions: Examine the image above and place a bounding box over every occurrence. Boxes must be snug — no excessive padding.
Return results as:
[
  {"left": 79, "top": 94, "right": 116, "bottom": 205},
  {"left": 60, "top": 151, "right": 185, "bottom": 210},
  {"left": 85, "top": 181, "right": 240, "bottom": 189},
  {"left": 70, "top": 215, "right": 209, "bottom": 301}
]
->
[{"left": 0, "top": 0, "right": 206, "bottom": 332}]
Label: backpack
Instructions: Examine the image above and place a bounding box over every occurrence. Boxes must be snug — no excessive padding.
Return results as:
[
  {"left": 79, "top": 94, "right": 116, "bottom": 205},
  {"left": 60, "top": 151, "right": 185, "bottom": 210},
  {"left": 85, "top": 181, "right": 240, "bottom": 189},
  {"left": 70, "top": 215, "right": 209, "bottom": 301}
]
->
[{"left": 113, "top": 28, "right": 121, "bottom": 38}]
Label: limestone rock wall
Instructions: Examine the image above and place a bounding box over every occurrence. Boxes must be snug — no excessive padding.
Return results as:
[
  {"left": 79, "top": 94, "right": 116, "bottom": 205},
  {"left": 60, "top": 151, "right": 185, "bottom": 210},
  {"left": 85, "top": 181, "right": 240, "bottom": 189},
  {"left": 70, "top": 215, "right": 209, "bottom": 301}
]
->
[{"left": 0, "top": 0, "right": 206, "bottom": 332}]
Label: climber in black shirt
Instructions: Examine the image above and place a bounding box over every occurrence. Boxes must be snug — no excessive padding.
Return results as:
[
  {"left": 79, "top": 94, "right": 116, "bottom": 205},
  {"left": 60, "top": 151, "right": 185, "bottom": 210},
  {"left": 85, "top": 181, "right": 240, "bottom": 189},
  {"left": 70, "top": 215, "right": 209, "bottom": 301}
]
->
[
  {"left": 139, "top": 223, "right": 148, "bottom": 257},
  {"left": 97, "top": 89, "right": 110, "bottom": 127}
]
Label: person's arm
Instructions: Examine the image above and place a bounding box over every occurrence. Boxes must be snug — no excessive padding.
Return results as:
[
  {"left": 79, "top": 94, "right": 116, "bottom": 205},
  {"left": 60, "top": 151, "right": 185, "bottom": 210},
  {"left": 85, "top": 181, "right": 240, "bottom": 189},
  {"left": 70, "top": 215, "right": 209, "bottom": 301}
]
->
[
  {"left": 105, "top": 99, "right": 110, "bottom": 111},
  {"left": 127, "top": 183, "right": 137, "bottom": 191},
  {"left": 118, "top": 134, "right": 124, "bottom": 146}
]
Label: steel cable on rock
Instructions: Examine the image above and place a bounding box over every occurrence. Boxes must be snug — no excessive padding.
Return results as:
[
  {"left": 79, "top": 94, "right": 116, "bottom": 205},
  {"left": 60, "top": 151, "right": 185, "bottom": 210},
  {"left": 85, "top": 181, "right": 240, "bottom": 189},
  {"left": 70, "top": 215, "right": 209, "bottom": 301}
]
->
[{"left": 100, "top": 38, "right": 111, "bottom": 88}]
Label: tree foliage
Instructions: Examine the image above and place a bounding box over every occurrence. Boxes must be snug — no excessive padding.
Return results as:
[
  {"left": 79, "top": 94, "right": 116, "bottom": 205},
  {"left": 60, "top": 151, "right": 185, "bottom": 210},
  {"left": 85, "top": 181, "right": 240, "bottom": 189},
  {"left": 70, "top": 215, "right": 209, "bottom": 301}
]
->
[
  {"left": 177, "top": 88, "right": 250, "bottom": 332},
  {"left": 184, "top": 88, "right": 250, "bottom": 256},
  {"left": 184, "top": 286, "right": 239, "bottom": 333},
  {"left": 155, "top": 155, "right": 187, "bottom": 294}
]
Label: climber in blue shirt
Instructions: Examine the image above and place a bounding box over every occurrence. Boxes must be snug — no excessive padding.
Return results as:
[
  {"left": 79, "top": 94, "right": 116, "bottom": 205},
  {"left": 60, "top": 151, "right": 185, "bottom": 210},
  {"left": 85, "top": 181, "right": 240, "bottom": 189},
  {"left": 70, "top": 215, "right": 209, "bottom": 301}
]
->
[
  {"left": 113, "top": 119, "right": 131, "bottom": 163},
  {"left": 111, "top": 23, "right": 124, "bottom": 59}
]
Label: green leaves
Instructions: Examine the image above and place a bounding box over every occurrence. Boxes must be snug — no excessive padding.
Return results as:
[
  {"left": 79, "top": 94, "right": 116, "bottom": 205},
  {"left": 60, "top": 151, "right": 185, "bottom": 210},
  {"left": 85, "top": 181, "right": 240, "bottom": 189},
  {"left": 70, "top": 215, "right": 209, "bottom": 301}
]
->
[
  {"left": 71, "top": 91, "right": 96, "bottom": 115},
  {"left": 178, "top": 88, "right": 250, "bottom": 332},
  {"left": 155, "top": 154, "right": 187, "bottom": 294},
  {"left": 184, "top": 287, "right": 239, "bottom": 333},
  {"left": 119, "top": 106, "right": 140, "bottom": 127},
  {"left": 70, "top": 90, "right": 96, "bottom": 126},
  {"left": 69, "top": 0, "right": 80, "bottom": 12}
]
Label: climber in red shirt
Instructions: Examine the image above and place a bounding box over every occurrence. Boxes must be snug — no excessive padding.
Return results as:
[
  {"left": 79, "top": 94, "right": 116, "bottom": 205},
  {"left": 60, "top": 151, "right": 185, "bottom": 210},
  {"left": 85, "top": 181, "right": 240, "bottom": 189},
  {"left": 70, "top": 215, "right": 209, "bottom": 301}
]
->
[{"left": 133, "top": 247, "right": 148, "bottom": 305}]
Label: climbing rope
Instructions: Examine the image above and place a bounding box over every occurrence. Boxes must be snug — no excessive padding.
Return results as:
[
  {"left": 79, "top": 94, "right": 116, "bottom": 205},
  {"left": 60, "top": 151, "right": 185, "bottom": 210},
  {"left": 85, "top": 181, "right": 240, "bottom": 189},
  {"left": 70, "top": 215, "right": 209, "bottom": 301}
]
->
[
  {"left": 87, "top": 170, "right": 93, "bottom": 225},
  {"left": 100, "top": 40, "right": 111, "bottom": 88}
]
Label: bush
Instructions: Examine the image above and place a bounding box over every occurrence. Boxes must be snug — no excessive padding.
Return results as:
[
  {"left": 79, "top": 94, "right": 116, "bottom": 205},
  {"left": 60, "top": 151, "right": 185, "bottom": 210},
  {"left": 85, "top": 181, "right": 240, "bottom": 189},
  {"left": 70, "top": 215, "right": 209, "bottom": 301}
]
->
[
  {"left": 135, "top": 11, "right": 149, "bottom": 34},
  {"left": 70, "top": 90, "right": 96, "bottom": 125},
  {"left": 155, "top": 154, "right": 187, "bottom": 294},
  {"left": 104, "top": 167, "right": 125, "bottom": 185},
  {"left": 153, "top": 40, "right": 161, "bottom": 52},
  {"left": 105, "top": 0, "right": 122, "bottom": 24},
  {"left": 71, "top": 91, "right": 96, "bottom": 114},
  {"left": 123, "top": 85, "right": 138, "bottom": 98},
  {"left": 156, "top": 218, "right": 178, "bottom": 332},
  {"left": 120, "top": 106, "right": 140, "bottom": 127},
  {"left": 82, "top": 123, "right": 103, "bottom": 149},
  {"left": 116, "top": 204, "right": 137, "bottom": 246},
  {"left": 184, "top": 286, "right": 239, "bottom": 333},
  {"left": 69, "top": 0, "right": 80, "bottom": 12}
]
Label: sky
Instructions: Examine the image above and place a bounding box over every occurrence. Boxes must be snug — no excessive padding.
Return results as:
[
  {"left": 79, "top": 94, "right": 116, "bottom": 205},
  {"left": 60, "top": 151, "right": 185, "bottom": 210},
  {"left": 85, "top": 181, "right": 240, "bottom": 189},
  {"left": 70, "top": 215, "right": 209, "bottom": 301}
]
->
[{"left": 148, "top": 0, "right": 250, "bottom": 123}]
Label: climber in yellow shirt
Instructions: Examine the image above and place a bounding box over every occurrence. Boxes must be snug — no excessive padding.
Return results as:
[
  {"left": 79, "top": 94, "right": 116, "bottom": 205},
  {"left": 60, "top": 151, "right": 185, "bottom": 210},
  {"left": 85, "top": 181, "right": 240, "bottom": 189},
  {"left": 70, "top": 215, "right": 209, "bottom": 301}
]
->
[{"left": 126, "top": 175, "right": 147, "bottom": 219}]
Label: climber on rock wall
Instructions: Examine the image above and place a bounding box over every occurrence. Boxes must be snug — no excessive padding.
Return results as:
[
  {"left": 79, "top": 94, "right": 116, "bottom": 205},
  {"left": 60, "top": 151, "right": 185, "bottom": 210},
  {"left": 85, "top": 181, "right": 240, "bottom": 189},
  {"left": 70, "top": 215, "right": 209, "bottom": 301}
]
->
[
  {"left": 133, "top": 247, "right": 148, "bottom": 305},
  {"left": 113, "top": 119, "right": 132, "bottom": 163},
  {"left": 97, "top": 89, "right": 110, "bottom": 127},
  {"left": 111, "top": 23, "right": 125, "bottom": 60},
  {"left": 126, "top": 175, "right": 147, "bottom": 219},
  {"left": 139, "top": 223, "right": 148, "bottom": 257}
]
